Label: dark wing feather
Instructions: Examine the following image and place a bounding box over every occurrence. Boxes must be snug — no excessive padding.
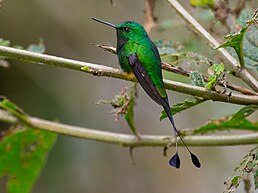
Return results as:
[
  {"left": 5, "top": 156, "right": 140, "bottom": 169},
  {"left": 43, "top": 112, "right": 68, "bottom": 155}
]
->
[{"left": 128, "top": 54, "right": 166, "bottom": 106}]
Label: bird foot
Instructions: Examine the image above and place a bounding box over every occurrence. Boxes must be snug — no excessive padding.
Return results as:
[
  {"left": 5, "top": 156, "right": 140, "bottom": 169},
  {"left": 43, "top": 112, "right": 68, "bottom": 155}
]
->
[
  {"left": 163, "top": 137, "right": 176, "bottom": 157},
  {"left": 126, "top": 72, "right": 135, "bottom": 80}
]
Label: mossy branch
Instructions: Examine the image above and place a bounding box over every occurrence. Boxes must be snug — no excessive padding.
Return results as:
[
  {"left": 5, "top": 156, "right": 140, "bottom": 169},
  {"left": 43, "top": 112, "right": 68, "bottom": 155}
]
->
[
  {"left": 1, "top": 109, "right": 258, "bottom": 147},
  {"left": 0, "top": 45, "right": 257, "bottom": 105}
]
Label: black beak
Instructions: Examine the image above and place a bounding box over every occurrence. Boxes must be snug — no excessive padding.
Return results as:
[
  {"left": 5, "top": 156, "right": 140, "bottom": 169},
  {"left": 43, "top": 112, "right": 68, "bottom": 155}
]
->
[{"left": 91, "top": 17, "right": 116, "bottom": 28}]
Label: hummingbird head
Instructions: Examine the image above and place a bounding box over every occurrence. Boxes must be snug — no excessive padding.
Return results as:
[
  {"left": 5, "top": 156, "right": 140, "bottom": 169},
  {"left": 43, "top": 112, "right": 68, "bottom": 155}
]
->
[
  {"left": 115, "top": 21, "right": 148, "bottom": 40},
  {"left": 91, "top": 17, "right": 148, "bottom": 41}
]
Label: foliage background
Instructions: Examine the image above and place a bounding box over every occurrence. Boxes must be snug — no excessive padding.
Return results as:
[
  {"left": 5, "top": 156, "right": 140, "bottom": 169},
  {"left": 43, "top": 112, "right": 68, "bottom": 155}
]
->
[{"left": 0, "top": 0, "right": 257, "bottom": 193}]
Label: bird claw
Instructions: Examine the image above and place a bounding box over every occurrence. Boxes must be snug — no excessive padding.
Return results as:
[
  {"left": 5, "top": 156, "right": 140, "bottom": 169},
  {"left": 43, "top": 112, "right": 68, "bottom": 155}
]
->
[
  {"left": 163, "top": 136, "right": 176, "bottom": 157},
  {"left": 126, "top": 72, "right": 135, "bottom": 80},
  {"left": 163, "top": 136, "right": 177, "bottom": 147}
]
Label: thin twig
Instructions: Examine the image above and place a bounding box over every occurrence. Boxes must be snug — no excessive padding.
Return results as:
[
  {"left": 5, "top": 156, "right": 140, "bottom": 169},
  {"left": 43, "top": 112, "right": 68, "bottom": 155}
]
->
[
  {"left": 167, "top": 0, "right": 258, "bottom": 92},
  {"left": 243, "top": 174, "right": 252, "bottom": 193},
  {"left": 143, "top": 0, "right": 157, "bottom": 33},
  {"left": 230, "top": 0, "right": 247, "bottom": 17},
  {"left": 1, "top": 109, "right": 258, "bottom": 147},
  {"left": 0, "top": 45, "right": 257, "bottom": 105}
]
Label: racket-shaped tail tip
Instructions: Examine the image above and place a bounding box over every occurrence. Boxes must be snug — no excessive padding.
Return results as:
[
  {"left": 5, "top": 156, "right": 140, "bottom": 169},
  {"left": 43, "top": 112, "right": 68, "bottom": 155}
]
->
[
  {"left": 169, "top": 153, "right": 180, "bottom": 169},
  {"left": 190, "top": 152, "right": 201, "bottom": 168}
]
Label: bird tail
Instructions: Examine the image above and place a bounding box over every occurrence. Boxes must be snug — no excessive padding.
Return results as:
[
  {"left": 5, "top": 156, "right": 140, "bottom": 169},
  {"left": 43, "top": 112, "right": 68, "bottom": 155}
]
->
[
  {"left": 163, "top": 104, "right": 179, "bottom": 136},
  {"left": 163, "top": 103, "right": 201, "bottom": 169}
]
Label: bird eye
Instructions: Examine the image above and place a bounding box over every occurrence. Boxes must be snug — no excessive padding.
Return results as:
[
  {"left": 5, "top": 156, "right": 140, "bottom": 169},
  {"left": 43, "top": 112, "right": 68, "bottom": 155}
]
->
[{"left": 123, "top": 27, "right": 130, "bottom": 32}]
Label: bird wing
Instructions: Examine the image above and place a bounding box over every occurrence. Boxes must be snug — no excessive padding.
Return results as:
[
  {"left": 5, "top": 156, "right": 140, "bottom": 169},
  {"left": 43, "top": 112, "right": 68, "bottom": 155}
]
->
[{"left": 128, "top": 53, "right": 166, "bottom": 106}]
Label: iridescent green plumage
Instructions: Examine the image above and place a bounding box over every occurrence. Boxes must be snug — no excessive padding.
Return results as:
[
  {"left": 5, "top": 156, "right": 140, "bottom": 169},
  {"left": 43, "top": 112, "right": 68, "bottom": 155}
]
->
[
  {"left": 116, "top": 21, "right": 167, "bottom": 99},
  {"left": 92, "top": 17, "right": 200, "bottom": 169}
]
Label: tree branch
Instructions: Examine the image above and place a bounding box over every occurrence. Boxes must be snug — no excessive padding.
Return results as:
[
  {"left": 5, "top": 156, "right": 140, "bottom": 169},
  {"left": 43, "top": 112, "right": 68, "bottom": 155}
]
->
[
  {"left": 0, "top": 45, "right": 257, "bottom": 105},
  {"left": 167, "top": 0, "right": 258, "bottom": 92},
  {"left": 94, "top": 44, "right": 258, "bottom": 96},
  {"left": 1, "top": 109, "right": 258, "bottom": 147},
  {"left": 162, "top": 62, "right": 258, "bottom": 96},
  {"left": 143, "top": 0, "right": 157, "bottom": 33}
]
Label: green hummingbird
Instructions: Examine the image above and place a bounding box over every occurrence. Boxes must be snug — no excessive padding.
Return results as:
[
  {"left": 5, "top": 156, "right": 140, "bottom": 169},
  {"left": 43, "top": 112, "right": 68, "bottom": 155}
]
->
[{"left": 92, "top": 17, "right": 201, "bottom": 169}]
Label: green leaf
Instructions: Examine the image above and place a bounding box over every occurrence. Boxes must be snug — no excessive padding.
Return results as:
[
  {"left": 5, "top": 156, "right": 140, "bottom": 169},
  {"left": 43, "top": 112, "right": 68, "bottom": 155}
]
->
[
  {"left": 0, "top": 98, "right": 29, "bottom": 124},
  {"left": 231, "top": 176, "right": 240, "bottom": 186},
  {"left": 205, "top": 63, "right": 225, "bottom": 89},
  {"left": 124, "top": 83, "right": 138, "bottom": 136},
  {"left": 0, "top": 127, "right": 57, "bottom": 193},
  {"left": 242, "top": 19, "right": 258, "bottom": 70},
  {"left": 230, "top": 105, "right": 258, "bottom": 124},
  {"left": 194, "top": 105, "right": 258, "bottom": 134},
  {"left": 218, "top": 29, "right": 246, "bottom": 68},
  {"left": 155, "top": 39, "right": 212, "bottom": 66},
  {"left": 13, "top": 45, "right": 24, "bottom": 50},
  {"left": 188, "top": 62, "right": 224, "bottom": 90},
  {"left": 155, "top": 40, "right": 180, "bottom": 54},
  {"left": 97, "top": 84, "right": 139, "bottom": 136},
  {"left": 217, "top": 10, "right": 258, "bottom": 68},
  {"left": 190, "top": 70, "right": 206, "bottom": 87},
  {"left": 0, "top": 98, "right": 57, "bottom": 193},
  {"left": 97, "top": 93, "right": 126, "bottom": 109},
  {"left": 195, "top": 118, "right": 258, "bottom": 134},
  {"left": 162, "top": 52, "right": 211, "bottom": 67},
  {"left": 0, "top": 38, "right": 11, "bottom": 46},
  {"left": 0, "top": 98, "right": 23, "bottom": 113},
  {"left": 190, "top": 0, "right": 215, "bottom": 8},
  {"left": 210, "top": 63, "right": 224, "bottom": 75},
  {"left": 223, "top": 146, "right": 257, "bottom": 193},
  {"left": 160, "top": 97, "right": 205, "bottom": 121},
  {"left": 27, "top": 39, "right": 46, "bottom": 54},
  {"left": 204, "top": 76, "right": 215, "bottom": 89}
]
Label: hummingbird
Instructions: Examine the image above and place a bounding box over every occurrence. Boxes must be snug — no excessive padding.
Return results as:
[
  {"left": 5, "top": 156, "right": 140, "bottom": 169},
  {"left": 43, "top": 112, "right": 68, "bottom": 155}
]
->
[{"left": 92, "top": 17, "right": 201, "bottom": 169}]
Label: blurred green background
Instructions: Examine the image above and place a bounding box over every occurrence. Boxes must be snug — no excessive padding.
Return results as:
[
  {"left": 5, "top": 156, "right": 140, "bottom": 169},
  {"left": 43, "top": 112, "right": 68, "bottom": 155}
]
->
[{"left": 0, "top": 0, "right": 257, "bottom": 193}]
